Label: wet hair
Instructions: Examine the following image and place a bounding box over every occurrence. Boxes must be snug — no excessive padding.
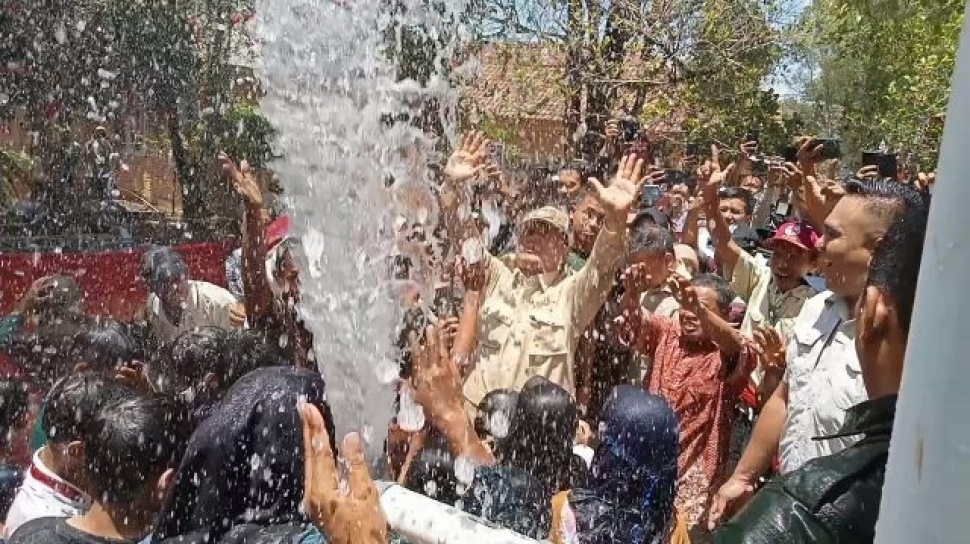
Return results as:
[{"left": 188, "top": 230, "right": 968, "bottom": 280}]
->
[
  {"left": 691, "top": 274, "right": 736, "bottom": 315},
  {"left": 0, "top": 380, "right": 29, "bottom": 449},
  {"left": 42, "top": 372, "right": 133, "bottom": 445},
  {"left": 86, "top": 393, "right": 188, "bottom": 505},
  {"left": 629, "top": 223, "right": 675, "bottom": 256},
  {"left": 494, "top": 376, "right": 580, "bottom": 496},
  {"left": 630, "top": 208, "right": 672, "bottom": 231},
  {"left": 864, "top": 183, "right": 931, "bottom": 332},
  {"left": 404, "top": 433, "right": 460, "bottom": 505},
  {"left": 475, "top": 389, "right": 519, "bottom": 440},
  {"left": 69, "top": 320, "right": 137, "bottom": 373},
  {"left": 140, "top": 247, "right": 188, "bottom": 294},
  {"left": 152, "top": 327, "right": 234, "bottom": 395},
  {"left": 717, "top": 186, "right": 755, "bottom": 216},
  {"left": 8, "top": 315, "right": 92, "bottom": 386}
]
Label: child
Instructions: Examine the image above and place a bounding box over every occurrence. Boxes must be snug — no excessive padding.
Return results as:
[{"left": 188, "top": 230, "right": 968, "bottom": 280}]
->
[{"left": 618, "top": 274, "right": 754, "bottom": 531}]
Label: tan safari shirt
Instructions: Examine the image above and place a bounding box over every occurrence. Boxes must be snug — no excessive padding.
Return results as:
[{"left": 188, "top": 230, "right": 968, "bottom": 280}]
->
[{"left": 463, "top": 226, "right": 627, "bottom": 407}]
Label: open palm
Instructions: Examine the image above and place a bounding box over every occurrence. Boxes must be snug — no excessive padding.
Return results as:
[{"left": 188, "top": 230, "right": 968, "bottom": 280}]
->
[
  {"left": 445, "top": 131, "right": 489, "bottom": 182},
  {"left": 589, "top": 154, "right": 646, "bottom": 222}
]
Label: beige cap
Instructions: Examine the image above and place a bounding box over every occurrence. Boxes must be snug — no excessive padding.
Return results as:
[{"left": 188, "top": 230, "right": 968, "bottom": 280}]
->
[{"left": 518, "top": 206, "right": 569, "bottom": 236}]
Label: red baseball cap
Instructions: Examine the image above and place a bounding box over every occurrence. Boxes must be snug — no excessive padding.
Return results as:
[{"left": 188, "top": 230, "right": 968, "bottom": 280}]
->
[{"left": 764, "top": 221, "right": 819, "bottom": 252}]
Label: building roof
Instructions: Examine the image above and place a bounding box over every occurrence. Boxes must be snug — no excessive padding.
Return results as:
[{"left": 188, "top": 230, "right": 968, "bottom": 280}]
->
[{"left": 458, "top": 42, "right": 689, "bottom": 136}]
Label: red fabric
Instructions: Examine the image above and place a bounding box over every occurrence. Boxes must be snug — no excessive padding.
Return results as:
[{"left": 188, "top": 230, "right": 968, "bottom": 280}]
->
[
  {"left": 0, "top": 240, "right": 236, "bottom": 321},
  {"left": 636, "top": 314, "right": 756, "bottom": 528}
]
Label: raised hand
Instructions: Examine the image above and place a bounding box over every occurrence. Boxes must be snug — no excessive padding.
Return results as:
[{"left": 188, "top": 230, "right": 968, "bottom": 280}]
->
[
  {"left": 410, "top": 325, "right": 464, "bottom": 425},
  {"left": 299, "top": 402, "right": 388, "bottom": 544},
  {"left": 667, "top": 275, "right": 700, "bottom": 312},
  {"left": 219, "top": 151, "right": 262, "bottom": 208},
  {"left": 752, "top": 325, "right": 787, "bottom": 373},
  {"left": 702, "top": 162, "right": 734, "bottom": 201},
  {"left": 589, "top": 153, "right": 646, "bottom": 229},
  {"left": 795, "top": 137, "right": 824, "bottom": 175},
  {"left": 445, "top": 131, "right": 490, "bottom": 183}
]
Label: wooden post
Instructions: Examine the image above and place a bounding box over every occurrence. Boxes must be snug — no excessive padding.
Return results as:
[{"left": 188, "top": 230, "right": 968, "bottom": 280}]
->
[{"left": 876, "top": 3, "right": 970, "bottom": 542}]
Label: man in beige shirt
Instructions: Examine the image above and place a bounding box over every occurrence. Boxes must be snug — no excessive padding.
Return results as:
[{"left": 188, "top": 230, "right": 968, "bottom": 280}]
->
[{"left": 462, "top": 155, "right": 644, "bottom": 408}]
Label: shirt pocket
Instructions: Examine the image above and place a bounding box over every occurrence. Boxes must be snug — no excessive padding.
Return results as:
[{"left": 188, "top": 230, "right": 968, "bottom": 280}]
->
[
  {"left": 528, "top": 310, "right": 569, "bottom": 368},
  {"left": 786, "top": 325, "right": 822, "bottom": 384},
  {"left": 480, "top": 303, "right": 513, "bottom": 353}
]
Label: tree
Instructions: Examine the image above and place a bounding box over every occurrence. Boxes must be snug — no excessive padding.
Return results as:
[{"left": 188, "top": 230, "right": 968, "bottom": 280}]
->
[
  {"left": 0, "top": 0, "right": 269, "bottom": 220},
  {"left": 788, "top": 0, "right": 962, "bottom": 167},
  {"left": 476, "top": 0, "right": 800, "bottom": 157}
]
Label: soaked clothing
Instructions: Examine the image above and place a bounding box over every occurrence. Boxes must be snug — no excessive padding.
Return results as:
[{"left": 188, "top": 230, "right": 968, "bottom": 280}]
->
[
  {"left": 634, "top": 315, "right": 754, "bottom": 529},
  {"left": 731, "top": 250, "right": 816, "bottom": 340},
  {"left": 146, "top": 281, "right": 238, "bottom": 344},
  {"left": 9, "top": 517, "right": 136, "bottom": 544},
  {"left": 463, "top": 465, "right": 553, "bottom": 540},
  {"left": 556, "top": 386, "right": 679, "bottom": 544},
  {"left": 714, "top": 395, "right": 896, "bottom": 543},
  {"left": 5, "top": 449, "right": 90, "bottom": 539},
  {"left": 153, "top": 367, "right": 334, "bottom": 543},
  {"left": 463, "top": 226, "right": 627, "bottom": 407}
]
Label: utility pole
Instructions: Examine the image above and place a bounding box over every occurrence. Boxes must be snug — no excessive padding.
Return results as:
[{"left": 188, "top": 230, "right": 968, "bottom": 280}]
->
[{"left": 876, "top": 2, "right": 970, "bottom": 542}]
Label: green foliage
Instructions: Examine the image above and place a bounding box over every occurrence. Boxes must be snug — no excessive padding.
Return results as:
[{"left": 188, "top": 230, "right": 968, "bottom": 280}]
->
[
  {"left": 793, "top": 0, "right": 963, "bottom": 167},
  {"left": 191, "top": 101, "right": 277, "bottom": 170}
]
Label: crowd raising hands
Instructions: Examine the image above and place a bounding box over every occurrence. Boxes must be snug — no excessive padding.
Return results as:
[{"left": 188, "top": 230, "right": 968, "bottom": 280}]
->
[{"left": 0, "top": 112, "right": 935, "bottom": 544}]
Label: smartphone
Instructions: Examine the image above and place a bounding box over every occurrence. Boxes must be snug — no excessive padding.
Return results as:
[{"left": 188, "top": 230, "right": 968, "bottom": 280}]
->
[
  {"left": 861, "top": 151, "right": 898, "bottom": 179},
  {"left": 432, "top": 288, "right": 459, "bottom": 318},
  {"left": 744, "top": 130, "right": 760, "bottom": 144},
  {"left": 619, "top": 116, "right": 642, "bottom": 143},
  {"left": 639, "top": 184, "right": 663, "bottom": 208},
  {"left": 781, "top": 146, "right": 799, "bottom": 163},
  {"left": 811, "top": 138, "right": 842, "bottom": 160}
]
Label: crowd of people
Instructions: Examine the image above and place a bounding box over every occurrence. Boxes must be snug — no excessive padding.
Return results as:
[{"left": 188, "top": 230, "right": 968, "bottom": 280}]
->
[{"left": 0, "top": 115, "right": 935, "bottom": 544}]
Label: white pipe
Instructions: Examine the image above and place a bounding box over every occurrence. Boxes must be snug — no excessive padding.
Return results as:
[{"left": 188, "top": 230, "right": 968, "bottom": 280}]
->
[
  {"left": 377, "top": 482, "right": 543, "bottom": 544},
  {"left": 875, "top": 3, "right": 970, "bottom": 542}
]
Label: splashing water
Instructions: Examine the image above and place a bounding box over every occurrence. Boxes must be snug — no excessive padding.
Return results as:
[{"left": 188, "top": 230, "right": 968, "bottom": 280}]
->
[{"left": 255, "top": 0, "right": 467, "bottom": 448}]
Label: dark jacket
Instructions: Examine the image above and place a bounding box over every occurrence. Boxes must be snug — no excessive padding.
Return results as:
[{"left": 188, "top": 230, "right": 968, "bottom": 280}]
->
[{"left": 714, "top": 394, "right": 897, "bottom": 544}]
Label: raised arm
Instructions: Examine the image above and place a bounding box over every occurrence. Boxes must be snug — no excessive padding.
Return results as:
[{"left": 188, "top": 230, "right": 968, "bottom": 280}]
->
[
  {"left": 702, "top": 163, "right": 745, "bottom": 274},
  {"left": 219, "top": 153, "right": 273, "bottom": 323},
  {"left": 568, "top": 154, "right": 645, "bottom": 331}
]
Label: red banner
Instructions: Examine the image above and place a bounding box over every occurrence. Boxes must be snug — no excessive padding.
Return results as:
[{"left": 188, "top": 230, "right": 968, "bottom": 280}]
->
[{"left": 0, "top": 240, "right": 237, "bottom": 321}]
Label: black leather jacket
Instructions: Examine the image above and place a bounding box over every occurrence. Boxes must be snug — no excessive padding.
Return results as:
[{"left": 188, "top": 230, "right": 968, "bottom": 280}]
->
[{"left": 714, "top": 394, "right": 897, "bottom": 544}]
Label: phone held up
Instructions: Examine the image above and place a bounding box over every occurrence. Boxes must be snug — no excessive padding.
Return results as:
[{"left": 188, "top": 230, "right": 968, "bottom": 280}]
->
[
  {"left": 861, "top": 151, "right": 898, "bottom": 179},
  {"left": 780, "top": 138, "right": 842, "bottom": 164}
]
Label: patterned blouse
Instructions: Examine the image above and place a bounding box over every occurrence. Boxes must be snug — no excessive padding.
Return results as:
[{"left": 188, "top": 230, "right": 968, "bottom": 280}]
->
[{"left": 635, "top": 314, "right": 755, "bottom": 530}]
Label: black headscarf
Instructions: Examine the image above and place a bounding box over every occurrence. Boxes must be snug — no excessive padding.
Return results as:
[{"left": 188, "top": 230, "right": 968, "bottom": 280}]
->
[
  {"left": 569, "top": 385, "right": 679, "bottom": 544},
  {"left": 153, "top": 366, "right": 335, "bottom": 543},
  {"left": 463, "top": 377, "right": 587, "bottom": 539}
]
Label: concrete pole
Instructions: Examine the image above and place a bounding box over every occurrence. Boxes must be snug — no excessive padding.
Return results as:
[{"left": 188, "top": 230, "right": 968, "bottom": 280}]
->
[{"left": 876, "top": 2, "right": 970, "bottom": 542}]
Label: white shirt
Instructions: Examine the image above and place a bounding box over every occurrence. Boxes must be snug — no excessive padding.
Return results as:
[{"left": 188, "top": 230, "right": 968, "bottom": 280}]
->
[
  {"left": 4, "top": 449, "right": 90, "bottom": 538},
  {"left": 147, "top": 280, "right": 238, "bottom": 343},
  {"left": 778, "top": 291, "right": 868, "bottom": 474}
]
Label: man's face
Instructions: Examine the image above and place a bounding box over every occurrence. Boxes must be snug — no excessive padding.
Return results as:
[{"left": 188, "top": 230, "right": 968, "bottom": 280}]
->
[
  {"left": 718, "top": 197, "right": 750, "bottom": 227},
  {"left": 518, "top": 222, "right": 569, "bottom": 275},
  {"left": 160, "top": 278, "right": 189, "bottom": 309},
  {"left": 741, "top": 175, "right": 764, "bottom": 195},
  {"left": 571, "top": 194, "right": 605, "bottom": 254},
  {"left": 821, "top": 196, "right": 883, "bottom": 300},
  {"left": 679, "top": 286, "right": 722, "bottom": 342},
  {"left": 558, "top": 169, "right": 583, "bottom": 196},
  {"left": 769, "top": 242, "right": 815, "bottom": 292}
]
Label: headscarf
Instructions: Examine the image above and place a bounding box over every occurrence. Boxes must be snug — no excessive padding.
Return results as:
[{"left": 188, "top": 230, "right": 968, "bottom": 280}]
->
[
  {"left": 464, "top": 377, "right": 586, "bottom": 539},
  {"left": 153, "top": 366, "right": 335, "bottom": 543},
  {"left": 493, "top": 376, "right": 584, "bottom": 497},
  {"left": 569, "top": 385, "right": 679, "bottom": 544}
]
